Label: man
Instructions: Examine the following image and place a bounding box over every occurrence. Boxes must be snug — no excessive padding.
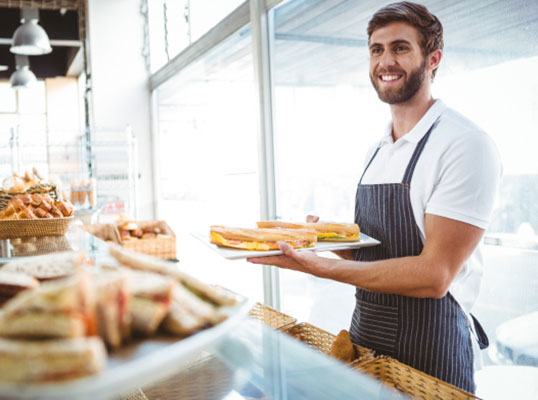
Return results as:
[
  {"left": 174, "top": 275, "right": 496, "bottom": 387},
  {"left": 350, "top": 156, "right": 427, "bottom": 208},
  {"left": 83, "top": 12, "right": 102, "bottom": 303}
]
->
[{"left": 248, "top": 1, "right": 501, "bottom": 394}]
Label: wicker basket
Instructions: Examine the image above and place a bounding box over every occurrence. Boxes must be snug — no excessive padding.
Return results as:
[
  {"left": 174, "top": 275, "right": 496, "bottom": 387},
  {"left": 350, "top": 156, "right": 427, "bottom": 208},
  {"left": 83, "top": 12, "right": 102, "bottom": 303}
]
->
[
  {"left": 10, "top": 235, "right": 73, "bottom": 257},
  {"left": 0, "top": 184, "right": 59, "bottom": 210},
  {"left": 249, "top": 302, "right": 297, "bottom": 330},
  {"left": 285, "top": 322, "right": 374, "bottom": 364},
  {"left": 80, "top": 223, "right": 118, "bottom": 243},
  {"left": 114, "top": 220, "right": 176, "bottom": 260},
  {"left": 0, "top": 217, "right": 73, "bottom": 239},
  {"left": 351, "top": 356, "right": 482, "bottom": 400}
]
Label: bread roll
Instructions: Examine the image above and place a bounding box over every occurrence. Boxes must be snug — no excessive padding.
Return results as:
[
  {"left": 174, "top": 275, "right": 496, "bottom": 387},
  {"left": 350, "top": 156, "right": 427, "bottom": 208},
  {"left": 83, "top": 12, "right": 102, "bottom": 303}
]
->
[{"left": 329, "top": 330, "right": 356, "bottom": 362}]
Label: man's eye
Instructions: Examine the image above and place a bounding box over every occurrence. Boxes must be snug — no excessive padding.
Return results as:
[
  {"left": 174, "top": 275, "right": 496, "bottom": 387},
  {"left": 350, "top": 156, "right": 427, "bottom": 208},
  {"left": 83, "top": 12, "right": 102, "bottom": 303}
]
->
[
  {"left": 371, "top": 48, "right": 382, "bottom": 55},
  {"left": 395, "top": 46, "right": 407, "bottom": 52}
]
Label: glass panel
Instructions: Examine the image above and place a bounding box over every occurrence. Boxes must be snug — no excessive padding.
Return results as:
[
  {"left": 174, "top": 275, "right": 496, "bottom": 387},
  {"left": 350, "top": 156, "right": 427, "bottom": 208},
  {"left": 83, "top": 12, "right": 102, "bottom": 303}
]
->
[
  {"left": 154, "top": 24, "right": 263, "bottom": 301},
  {"left": 269, "top": 0, "right": 538, "bottom": 383},
  {"left": 148, "top": 0, "right": 245, "bottom": 72},
  {"left": 189, "top": 0, "right": 245, "bottom": 43}
]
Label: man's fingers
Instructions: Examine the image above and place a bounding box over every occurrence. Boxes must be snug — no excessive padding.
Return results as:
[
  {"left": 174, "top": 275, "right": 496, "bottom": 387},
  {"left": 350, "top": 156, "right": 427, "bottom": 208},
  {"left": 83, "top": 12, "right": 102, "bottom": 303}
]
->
[{"left": 306, "top": 215, "right": 319, "bottom": 223}]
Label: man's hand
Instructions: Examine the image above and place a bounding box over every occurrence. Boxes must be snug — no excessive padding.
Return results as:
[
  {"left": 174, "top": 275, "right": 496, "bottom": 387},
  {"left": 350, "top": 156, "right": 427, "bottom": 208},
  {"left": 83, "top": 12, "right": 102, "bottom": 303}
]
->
[
  {"left": 306, "top": 215, "right": 319, "bottom": 223},
  {"left": 247, "top": 242, "right": 333, "bottom": 277}
]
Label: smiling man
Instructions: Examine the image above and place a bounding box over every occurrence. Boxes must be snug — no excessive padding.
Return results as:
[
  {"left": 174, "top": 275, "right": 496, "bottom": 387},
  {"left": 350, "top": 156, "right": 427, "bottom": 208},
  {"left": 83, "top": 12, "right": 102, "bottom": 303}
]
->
[{"left": 248, "top": 1, "right": 502, "bottom": 393}]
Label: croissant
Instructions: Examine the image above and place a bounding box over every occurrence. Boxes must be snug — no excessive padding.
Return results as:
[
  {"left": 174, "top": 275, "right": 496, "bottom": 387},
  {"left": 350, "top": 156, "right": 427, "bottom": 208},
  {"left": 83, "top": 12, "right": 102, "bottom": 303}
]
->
[{"left": 0, "top": 194, "right": 74, "bottom": 220}]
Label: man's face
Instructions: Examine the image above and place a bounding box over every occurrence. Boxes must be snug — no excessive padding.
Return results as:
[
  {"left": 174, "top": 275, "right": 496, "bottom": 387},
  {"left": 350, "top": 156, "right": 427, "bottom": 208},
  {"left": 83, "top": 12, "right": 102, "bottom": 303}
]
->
[{"left": 369, "top": 22, "right": 427, "bottom": 104}]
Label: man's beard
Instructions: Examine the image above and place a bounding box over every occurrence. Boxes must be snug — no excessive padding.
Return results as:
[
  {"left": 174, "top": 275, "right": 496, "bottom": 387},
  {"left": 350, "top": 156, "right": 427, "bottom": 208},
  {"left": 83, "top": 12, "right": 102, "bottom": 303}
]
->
[{"left": 370, "top": 60, "right": 426, "bottom": 104}]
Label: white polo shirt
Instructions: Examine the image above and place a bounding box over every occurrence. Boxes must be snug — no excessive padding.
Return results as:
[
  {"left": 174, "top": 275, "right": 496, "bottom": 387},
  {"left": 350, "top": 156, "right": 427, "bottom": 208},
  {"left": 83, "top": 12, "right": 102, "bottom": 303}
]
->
[{"left": 361, "top": 99, "right": 502, "bottom": 313}]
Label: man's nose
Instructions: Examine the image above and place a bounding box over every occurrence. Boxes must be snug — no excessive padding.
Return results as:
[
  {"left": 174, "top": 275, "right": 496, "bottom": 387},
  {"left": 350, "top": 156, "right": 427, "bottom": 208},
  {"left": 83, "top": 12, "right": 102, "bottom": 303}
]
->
[{"left": 378, "top": 51, "right": 397, "bottom": 68}]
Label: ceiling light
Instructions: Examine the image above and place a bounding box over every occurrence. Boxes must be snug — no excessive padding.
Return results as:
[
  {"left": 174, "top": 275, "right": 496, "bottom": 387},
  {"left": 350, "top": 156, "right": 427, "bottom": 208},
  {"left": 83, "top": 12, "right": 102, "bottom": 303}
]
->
[
  {"left": 10, "top": 55, "right": 36, "bottom": 89},
  {"left": 10, "top": 8, "right": 52, "bottom": 56},
  {"left": 0, "top": 65, "right": 8, "bottom": 71}
]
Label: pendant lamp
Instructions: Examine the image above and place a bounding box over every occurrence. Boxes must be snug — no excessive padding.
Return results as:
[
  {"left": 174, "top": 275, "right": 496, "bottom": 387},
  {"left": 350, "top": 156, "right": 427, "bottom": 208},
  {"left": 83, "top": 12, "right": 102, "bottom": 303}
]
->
[{"left": 10, "top": 8, "right": 52, "bottom": 56}]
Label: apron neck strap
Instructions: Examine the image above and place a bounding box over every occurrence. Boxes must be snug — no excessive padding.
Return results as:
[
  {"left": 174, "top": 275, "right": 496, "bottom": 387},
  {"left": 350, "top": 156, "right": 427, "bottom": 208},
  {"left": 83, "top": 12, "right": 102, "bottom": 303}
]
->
[
  {"left": 358, "top": 145, "right": 382, "bottom": 184},
  {"left": 401, "top": 122, "right": 436, "bottom": 185}
]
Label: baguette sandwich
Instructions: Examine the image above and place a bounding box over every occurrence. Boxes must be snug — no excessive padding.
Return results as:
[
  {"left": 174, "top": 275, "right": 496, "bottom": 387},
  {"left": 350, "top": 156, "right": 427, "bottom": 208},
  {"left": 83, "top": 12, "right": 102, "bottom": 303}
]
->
[
  {"left": 0, "top": 273, "right": 97, "bottom": 339},
  {"left": 257, "top": 221, "right": 360, "bottom": 242},
  {"left": 0, "top": 337, "right": 107, "bottom": 382},
  {"left": 210, "top": 225, "right": 317, "bottom": 251}
]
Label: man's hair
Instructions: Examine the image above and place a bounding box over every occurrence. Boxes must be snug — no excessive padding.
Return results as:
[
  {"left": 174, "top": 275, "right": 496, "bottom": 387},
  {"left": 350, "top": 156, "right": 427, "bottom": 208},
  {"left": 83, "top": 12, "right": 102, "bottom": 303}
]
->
[{"left": 367, "top": 2, "right": 444, "bottom": 78}]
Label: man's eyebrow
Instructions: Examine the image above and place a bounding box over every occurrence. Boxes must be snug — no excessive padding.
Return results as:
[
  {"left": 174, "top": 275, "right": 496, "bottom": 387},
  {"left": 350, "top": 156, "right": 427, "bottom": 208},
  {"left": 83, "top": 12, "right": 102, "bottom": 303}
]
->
[{"left": 369, "top": 39, "right": 412, "bottom": 49}]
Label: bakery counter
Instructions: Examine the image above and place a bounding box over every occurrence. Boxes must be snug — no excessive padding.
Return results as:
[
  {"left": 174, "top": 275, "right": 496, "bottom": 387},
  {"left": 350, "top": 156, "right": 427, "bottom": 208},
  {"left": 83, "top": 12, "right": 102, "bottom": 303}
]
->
[
  {"left": 138, "top": 318, "right": 403, "bottom": 400},
  {"left": 0, "top": 227, "right": 400, "bottom": 399}
]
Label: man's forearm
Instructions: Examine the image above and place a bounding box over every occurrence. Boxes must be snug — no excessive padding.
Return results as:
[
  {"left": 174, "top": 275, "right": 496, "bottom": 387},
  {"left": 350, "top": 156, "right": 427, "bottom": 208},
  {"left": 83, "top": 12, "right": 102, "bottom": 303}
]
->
[
  {"left": 332, "top": 249, "right": 354, "bottom": 260},
  {"left": 320, "top": 255, "right": 449, "bottom": 298}
]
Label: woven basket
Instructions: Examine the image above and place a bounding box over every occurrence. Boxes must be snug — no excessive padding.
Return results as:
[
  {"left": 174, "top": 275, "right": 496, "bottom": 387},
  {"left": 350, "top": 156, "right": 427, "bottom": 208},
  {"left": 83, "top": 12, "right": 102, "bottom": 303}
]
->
[
  {"left": 0, "top": 217, "right": 73, "bottom": 239},
  {"left": 10, "top": 235, "right": 72, "bottom": 257},
  {"left": 351, "top": 356, "right": 482, "bottom": 400},
  {"left": 249, "top": 302, "right": 297, "bottom": 330},
  {"left": 285, "top": 322, "right": 374, "bottom": 364},
  {"left": 141, "top": 353, "right": 234, "bottom": 400},
  {"left": 81, "top": 223, "right": 118, "bottom": 243},
  {"left": 114, "top": 220, "right": 176, "bottom": 260},
  {"left": 0, "top": 184, "right": 59, "bottom": 210}
]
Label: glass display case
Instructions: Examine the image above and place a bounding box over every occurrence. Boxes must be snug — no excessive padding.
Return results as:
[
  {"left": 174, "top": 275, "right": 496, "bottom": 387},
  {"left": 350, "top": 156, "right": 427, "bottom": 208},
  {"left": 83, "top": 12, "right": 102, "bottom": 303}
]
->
[{"left": 0, "top": 227, "right": 403, "bottom": 400}]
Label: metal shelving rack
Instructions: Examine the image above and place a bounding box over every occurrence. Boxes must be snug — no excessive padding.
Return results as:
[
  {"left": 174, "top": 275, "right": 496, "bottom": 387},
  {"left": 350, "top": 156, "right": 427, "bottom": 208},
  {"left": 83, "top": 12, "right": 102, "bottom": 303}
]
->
[{"left": 2, "top": 125, "right": 139, "bottom": 222}]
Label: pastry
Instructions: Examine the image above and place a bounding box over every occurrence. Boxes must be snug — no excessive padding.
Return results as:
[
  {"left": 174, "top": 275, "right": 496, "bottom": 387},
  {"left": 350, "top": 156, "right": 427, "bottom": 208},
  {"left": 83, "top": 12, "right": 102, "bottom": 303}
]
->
[
  {"left": 329, "top": 330, "right": 356, "bottom": 362},
  {"left": 2, "top": 176, "right": 26, "bottom": 195}
]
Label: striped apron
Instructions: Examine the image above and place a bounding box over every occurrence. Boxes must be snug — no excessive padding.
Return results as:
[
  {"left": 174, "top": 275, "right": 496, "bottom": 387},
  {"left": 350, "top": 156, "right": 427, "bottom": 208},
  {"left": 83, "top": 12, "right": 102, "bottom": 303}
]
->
[{"left": 350, "top": 125, "right": 476, "bottom": 393}]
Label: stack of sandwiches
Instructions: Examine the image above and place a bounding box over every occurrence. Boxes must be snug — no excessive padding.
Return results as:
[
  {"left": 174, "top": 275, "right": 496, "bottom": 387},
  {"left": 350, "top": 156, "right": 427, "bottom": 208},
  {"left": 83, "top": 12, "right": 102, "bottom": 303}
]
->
[
  {"left": 0, "top": 247, "right": 238, "bottom": 384},
  {"left": 0, "top": 272, "right": 107, "bottom": 383},
  {"left": 209, "top": 220, "right": 360, "bottom": 251}
]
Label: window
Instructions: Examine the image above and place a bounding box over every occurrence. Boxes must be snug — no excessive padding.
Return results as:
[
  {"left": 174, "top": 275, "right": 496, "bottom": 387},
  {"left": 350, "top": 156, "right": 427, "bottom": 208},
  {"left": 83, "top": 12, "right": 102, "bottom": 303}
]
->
[
  {"left": 149, "top": 0, "right": 538, "bottom": 377},
  {"left": 153, "top": 24, "right": 263, "bottom": 301},
  {"left": 147, "top": 0, "right": 245, "bottom": 72},
  {"left": 269, "top": 0, "right": 538, "bottom": 370}
]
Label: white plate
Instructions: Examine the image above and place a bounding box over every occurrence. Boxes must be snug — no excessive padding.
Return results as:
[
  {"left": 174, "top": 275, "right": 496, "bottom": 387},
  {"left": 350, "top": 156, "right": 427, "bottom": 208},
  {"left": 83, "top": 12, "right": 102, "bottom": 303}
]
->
[
  {"left": 192, "top": 231, "right": 380, "bottom": 260},
  {"left": 0, "top": 297, "right": 251, "bottom": 400}
]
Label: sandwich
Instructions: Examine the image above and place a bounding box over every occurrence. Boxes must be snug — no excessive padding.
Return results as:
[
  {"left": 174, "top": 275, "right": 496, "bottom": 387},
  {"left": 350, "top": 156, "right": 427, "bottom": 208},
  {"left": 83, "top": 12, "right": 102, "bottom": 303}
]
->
[
  {"left": 91, "top": 268, "right": 131, "bottom": 348},
  {"left": 109, "top": 244, "right": 238, "bottom": 307},
  {"left": 162, "top": 284, "right": 223, "bottom": 336},
  {"left": 128, "top": 269, "right": 176, "bottom": 336},
  {"left": 0, "top": 271, "right": 39, "bottom": 306},
  {"left": 0, "top": 337, "right": 107, "bottom": 382},
  {"left": 210, "top": 225, "right": 317, "bottom": 251},
  {"left": 0, "top": 251, "right": 85, "bottom": 281},
  {"left": 257, "top": 221, "right": 360, "bottom": 242},
  {"left": 0, "top": 273, "right": 97, "bottom": 339}
]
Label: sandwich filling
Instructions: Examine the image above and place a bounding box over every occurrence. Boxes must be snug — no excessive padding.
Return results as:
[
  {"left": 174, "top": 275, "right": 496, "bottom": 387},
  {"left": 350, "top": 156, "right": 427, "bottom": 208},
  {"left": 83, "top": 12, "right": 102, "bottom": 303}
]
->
[
  {"left": 210, "top": 232, "right": 314, "bottom": 251},
  {"left": 317, "top": 232, "right": 359, "bottom": 240}
]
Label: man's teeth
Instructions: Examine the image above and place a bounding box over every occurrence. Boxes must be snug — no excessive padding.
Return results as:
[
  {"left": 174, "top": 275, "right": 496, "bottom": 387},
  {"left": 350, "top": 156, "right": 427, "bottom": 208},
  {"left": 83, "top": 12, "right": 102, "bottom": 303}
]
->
[{"left": 381, "top": 75, "right": 400, "bottom": 81}]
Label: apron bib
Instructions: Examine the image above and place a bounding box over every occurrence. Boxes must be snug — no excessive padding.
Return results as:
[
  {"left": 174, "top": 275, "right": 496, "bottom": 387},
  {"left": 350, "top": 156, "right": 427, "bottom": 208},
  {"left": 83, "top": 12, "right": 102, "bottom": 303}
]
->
[{"left": 350, "top": 125, "right": 477, "bottom": 393}]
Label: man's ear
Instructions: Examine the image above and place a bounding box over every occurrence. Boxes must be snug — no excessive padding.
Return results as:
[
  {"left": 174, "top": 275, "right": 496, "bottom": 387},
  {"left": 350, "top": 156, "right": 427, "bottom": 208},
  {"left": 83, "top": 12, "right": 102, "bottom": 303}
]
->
[{"left": 429, "top": 49, "right": 442, "bottom": 72}]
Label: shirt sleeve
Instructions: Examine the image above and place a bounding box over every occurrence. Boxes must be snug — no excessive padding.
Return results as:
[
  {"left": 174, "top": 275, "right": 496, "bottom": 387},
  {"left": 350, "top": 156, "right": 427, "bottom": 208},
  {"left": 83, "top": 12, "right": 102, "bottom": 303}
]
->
[{"left": 425, "top": 131, "right": 502, "bottom": 229}]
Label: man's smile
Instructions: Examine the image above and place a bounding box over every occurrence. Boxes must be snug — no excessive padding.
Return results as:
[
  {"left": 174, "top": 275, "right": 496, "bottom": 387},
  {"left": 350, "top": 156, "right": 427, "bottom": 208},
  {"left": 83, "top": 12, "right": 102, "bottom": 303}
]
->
[{"left": 379, "top": 73, "right": 403, "bottom": 83}]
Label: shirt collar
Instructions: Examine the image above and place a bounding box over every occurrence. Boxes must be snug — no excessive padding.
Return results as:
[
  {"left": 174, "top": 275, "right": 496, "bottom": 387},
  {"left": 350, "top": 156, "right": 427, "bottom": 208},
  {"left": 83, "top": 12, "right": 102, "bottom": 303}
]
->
[{"left": 379, "top": 99, "right": 446, "bottom": 146}]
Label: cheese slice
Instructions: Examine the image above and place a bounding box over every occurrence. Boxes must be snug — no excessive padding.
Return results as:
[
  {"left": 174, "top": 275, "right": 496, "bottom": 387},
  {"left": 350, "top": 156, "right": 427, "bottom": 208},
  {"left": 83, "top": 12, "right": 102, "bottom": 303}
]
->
[{"left": 210, "top": 232, "right": 312, "bottom": 251}]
